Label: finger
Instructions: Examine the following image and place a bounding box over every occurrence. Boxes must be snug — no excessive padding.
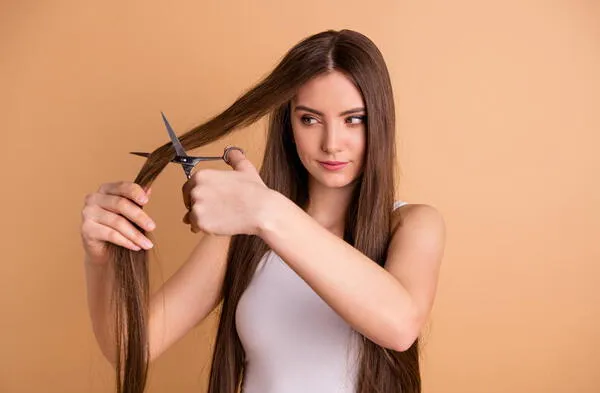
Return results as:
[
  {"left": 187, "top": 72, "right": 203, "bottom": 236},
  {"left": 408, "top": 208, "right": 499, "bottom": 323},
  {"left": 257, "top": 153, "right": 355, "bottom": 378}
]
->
[
  {"left": 186, "top": 210, "right": 200, "bottom": 233},
  {"left": 90, "top": 209, "right": 154, "bottom": 250},
  {"left": 181, "top": 178, "right": 196, "bottom": 210},
  {"left": 99, "top": 181, "right": 149, "bottom": 206},
  {"left": 94, "top": 193, "right": 156, "bottom": 232},
  {"left": 86, "top": 220, "right": 142, "bottom": 251},
  {"left": 190, "top": 222, "right": 204, "bottom": 234},
  {"left": 183, "top": 208, "right": 205, "bottom": 234},
  {"left": 223, "top": 146, "right": 257, "bottom": 174}
]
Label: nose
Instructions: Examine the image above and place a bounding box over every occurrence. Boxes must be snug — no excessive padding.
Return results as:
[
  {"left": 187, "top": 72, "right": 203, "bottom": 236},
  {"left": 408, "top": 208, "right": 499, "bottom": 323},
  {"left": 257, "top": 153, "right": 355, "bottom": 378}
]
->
[{"left": 321, "top": 122, "right": 344, "bottom": 154}]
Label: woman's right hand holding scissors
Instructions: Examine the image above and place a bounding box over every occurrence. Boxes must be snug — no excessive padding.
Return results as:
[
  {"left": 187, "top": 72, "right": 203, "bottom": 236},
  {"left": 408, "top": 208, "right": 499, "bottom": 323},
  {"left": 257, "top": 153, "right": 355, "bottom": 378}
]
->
[{"left": 80, "top": 181, "right": 156, "bottom": 265}]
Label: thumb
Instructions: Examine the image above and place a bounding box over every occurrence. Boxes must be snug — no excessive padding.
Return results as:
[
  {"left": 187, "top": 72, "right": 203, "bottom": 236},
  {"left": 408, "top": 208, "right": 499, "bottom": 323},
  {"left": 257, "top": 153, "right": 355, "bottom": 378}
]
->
[{"left": 224, "top": 146, "right": 258, "bottom": 175}]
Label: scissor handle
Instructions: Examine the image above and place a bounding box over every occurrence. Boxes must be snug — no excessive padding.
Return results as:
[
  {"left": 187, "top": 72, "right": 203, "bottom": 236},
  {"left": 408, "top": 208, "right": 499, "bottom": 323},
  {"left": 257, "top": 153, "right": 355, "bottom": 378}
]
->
[{"left": 131, "top": 147, "right": 244, "bottom": 180}]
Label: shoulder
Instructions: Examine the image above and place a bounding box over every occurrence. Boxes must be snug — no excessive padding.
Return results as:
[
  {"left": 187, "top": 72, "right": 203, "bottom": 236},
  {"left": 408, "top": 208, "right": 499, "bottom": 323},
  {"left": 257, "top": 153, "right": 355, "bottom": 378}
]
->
[{"left": 391, "top": 202, "right": 446, "bottom": 241}]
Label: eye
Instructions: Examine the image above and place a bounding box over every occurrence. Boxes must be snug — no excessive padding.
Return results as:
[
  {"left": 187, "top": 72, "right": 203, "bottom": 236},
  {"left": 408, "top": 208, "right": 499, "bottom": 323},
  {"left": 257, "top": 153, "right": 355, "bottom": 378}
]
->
[
  {"left": 300, "top": 115, "right": 318, "bottom": 125},
  {"left": 346, "top": 115, "right": 366, "bottom": 125}
]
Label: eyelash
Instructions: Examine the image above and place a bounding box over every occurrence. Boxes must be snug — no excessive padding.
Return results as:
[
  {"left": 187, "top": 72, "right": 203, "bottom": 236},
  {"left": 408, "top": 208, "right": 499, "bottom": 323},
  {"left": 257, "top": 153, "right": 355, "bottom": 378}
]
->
[{"left": 300, "top": 115, "right": 366, "bottom": 126}]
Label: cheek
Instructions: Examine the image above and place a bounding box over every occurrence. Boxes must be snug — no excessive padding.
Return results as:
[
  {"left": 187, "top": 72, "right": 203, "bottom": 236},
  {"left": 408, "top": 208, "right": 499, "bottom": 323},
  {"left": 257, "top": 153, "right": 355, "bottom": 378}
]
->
[
  {"left": 350, "top": 129, "right": 366, "bottom": 156},
  {"left": 290, "top": 126, "right": 312, "bottom": 162},
  {"left": 294, "top": 141, "right": 314, "bottom": 167},
  {"left": 291, "top": 126, "right": 316, "bottom": 153}
]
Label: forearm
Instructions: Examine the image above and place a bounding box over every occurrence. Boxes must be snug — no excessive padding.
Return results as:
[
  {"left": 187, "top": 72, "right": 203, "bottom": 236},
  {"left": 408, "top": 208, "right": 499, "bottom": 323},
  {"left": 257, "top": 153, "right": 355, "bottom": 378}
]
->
[
  {"left": 84, "top": 255, "right": 118, "bottom": 366},
  {"left": 257, "top": 191, "right": 418, "bottom": 351}
]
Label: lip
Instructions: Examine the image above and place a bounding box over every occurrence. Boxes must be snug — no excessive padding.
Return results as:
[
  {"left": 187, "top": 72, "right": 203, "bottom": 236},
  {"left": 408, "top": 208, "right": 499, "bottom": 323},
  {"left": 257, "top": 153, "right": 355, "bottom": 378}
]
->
[{"left": 319, "top": 161, "right": 349, "bottom": 171}]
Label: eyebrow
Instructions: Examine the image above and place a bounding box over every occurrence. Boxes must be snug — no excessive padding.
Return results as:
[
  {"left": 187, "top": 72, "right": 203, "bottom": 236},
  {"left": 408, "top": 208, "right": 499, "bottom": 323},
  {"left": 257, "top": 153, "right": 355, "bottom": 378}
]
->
[{"left": 294, "top": 105, "right": 365, "bottom": 117}]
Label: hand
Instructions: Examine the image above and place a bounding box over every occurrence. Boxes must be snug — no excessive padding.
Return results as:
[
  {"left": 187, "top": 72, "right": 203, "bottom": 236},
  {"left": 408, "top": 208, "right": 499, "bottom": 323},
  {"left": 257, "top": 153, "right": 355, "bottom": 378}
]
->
[
  {"left": 80, "top": 181, "right": 156, "bottom": 265},
  {"left": 181, "top": 147, "right": 271, "bottom": 236}
]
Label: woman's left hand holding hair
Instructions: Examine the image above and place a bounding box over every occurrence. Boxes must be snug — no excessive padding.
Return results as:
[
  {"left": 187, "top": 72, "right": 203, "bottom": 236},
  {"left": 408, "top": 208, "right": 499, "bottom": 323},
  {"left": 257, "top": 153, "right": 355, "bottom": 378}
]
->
[{"left": 181, "top": 146, "right": 273, "bottom": 236}]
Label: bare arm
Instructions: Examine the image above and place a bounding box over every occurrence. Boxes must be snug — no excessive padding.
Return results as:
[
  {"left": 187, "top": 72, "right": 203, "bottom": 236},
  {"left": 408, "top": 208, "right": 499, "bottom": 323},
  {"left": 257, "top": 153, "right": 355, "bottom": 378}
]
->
[
  {"left": 84, "top": 233, "right": 230, "bottom": 365},
  {"left": 82, "top": 180, "right": 233, "bottom": 366},
  {"left": 84, "top": 254, "right": 119, "bottom": 365},
  {"left": 148, "top": 233, "right": 231, "bottom": 362},
  {"left": 258, "top": 192, "right": 445, "bottom": 352}
]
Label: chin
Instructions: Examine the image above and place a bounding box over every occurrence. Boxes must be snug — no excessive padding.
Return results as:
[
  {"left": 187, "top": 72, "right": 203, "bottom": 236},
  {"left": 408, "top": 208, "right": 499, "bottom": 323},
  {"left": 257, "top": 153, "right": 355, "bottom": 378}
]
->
[{"left": 312, "top": 172, "right": 360, "bottom": 189}]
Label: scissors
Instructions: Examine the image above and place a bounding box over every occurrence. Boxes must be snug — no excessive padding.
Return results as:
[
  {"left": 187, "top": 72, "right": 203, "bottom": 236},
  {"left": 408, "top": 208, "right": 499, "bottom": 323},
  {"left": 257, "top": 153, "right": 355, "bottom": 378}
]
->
[{"left": 130, "top": 111, "right": 244, "bottom": 179}]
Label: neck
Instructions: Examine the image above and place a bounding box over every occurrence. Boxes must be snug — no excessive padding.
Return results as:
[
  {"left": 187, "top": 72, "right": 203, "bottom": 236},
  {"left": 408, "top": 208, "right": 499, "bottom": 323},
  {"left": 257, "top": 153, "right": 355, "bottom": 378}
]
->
[{"left": 303, "top": 179, "right": 357, "bottom": 237}]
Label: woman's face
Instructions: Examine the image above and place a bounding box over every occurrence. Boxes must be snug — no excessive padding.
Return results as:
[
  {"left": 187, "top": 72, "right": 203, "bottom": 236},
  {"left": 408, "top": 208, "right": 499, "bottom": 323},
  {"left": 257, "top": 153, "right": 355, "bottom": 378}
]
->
[{"left": 290, "top": 70, "right": 367, "bottom": 190}]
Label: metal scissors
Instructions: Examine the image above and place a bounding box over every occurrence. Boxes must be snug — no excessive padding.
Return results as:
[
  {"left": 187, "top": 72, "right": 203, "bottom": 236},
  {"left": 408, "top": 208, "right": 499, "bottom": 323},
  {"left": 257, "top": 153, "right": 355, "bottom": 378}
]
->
[{"left": 130, "top": 111, "right": 244, "bottom": 179}]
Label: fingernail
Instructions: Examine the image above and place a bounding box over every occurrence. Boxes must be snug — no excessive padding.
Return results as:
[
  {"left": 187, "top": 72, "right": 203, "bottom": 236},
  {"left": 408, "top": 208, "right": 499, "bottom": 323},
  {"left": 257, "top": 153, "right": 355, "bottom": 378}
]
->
[
  {"left": 142, "top": 239, "right": 154, "bottom": 249},
  {"left": 147, "top": 221, "right": 156, "bottom": 230}
]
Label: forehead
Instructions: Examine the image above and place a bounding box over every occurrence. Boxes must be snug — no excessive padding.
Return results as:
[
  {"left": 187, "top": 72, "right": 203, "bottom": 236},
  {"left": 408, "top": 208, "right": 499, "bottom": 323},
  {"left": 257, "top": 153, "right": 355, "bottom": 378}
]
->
[{"left": 293, "top": 70, "right": 365, "bottom": 112}]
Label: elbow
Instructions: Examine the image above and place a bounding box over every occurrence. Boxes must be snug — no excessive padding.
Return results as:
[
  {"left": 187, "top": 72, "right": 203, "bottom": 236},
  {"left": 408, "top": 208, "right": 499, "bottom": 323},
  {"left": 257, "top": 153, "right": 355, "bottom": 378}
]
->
[
  {"left": 92, "top": 336, "right": 117, "bottom": 367},
  {"left": 103, "top": 347, "right": 154, "bottom": 370},
  {"left": 390, "top": 311, "right": 422, "bottom": 352},
  {"left": 392, "top": 330, "right": 419, "bottom": 352},
  {"left": 99, "top": 347, "right": 118, "bottom": 368}
]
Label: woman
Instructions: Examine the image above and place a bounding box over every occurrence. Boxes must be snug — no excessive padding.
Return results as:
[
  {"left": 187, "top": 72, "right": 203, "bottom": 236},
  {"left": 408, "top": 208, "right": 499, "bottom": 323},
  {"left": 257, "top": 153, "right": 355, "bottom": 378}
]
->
[{"left": 81, "top": 29, "right": 446, "bottom": 393}]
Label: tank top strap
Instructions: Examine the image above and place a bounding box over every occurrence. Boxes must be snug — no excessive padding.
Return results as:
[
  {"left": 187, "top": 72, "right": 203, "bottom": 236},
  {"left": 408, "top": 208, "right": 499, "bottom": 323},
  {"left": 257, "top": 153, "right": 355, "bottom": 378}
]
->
[{"left": 393, "top": 200, "right": 408, "bottom": 210}]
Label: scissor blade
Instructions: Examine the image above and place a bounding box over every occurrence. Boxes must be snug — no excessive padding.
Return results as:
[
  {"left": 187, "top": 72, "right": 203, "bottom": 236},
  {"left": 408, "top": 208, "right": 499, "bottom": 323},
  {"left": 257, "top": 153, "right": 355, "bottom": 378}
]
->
[
  {"left": 131, "top": 152, "right": 223, "bottom": 165},
  {"left": 161, "top": 111, "right": 188, "bottom": 157},
  {"left": 130, "top": 152, "right": 150, "bottom": 158}
]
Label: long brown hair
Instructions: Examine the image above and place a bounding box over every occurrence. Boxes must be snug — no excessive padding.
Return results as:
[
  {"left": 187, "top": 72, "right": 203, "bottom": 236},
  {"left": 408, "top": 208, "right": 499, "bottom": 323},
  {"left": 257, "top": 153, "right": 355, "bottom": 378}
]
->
[{"left": 106, "top": 29, "right": 420, "bottom": 393}]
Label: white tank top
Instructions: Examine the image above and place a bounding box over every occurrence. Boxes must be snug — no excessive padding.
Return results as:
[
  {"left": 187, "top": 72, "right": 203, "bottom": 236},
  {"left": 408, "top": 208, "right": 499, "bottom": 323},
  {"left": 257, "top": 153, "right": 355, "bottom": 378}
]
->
[{"left": 235, "top": 201, "right": 409, "bottom": 393}]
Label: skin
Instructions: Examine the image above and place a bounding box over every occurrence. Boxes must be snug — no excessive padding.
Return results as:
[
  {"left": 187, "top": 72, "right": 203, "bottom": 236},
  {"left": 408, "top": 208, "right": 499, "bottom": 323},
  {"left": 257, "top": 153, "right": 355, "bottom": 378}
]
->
[
  {"left": 255, "top": 71, "right": 444, "bottom": 350},
  {"left": 81, "top": 70, "right": 445, "bottom": 361},
  {"left": 179, "top": 70, "right": 445, "bottom": 351},
  {"left": 289, "top": 70, "right": 367, "bottom": 237}
]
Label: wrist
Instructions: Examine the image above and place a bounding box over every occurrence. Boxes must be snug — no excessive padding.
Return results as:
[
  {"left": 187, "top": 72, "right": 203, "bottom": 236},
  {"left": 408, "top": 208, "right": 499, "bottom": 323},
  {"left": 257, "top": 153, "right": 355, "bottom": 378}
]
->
[
  {"left": 84, "top": 252, "right": 112, "bottom": 269},
  {"left": 255, "top": 188, "right": 284, "bottom": 238}
]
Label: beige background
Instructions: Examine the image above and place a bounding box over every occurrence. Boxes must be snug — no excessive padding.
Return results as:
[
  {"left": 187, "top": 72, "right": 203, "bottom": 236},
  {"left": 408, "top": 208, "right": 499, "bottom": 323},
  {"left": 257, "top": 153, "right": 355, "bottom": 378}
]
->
[{"left": 1, "top": 1, "right": 599, "bottom": 392}]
